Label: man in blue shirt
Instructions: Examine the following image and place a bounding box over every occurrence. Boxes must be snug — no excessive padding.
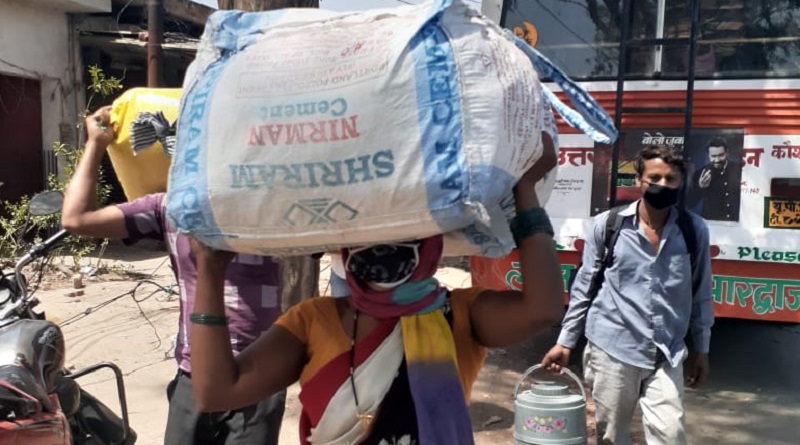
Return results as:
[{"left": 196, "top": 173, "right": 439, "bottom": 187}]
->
[{"left": 542, "top": 145, "right": 714, "bottom": 445}]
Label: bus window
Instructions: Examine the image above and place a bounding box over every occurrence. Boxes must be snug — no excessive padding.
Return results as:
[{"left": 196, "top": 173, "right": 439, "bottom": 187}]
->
[
  {"left": 662, "top": 0, "right": 800, "bottom": 79},
  {"left": 501, "top": 0, "right": 662, "bottom": 79},
  {"left": 771, "top": 178, "right": 800, "bottom": 198},
  {"left": 502, "top": 0, "right": 800, "bottom": 80}
]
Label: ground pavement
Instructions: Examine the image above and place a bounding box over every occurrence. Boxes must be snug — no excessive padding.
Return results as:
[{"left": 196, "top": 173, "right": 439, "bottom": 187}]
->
[{"left": 34, "top": 241, "right": 800, "bottom": 445}]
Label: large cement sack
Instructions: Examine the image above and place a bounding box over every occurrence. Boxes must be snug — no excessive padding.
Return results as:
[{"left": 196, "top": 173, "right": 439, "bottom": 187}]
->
[
  {"left": 166, "top": 0, "right": 616, "bottom": 257},
  {"left": 441, "top": 102, "right": 560, "bottom": 257},
  {"left": 109, "top": 88, "right": 181, "bottom": 201}
]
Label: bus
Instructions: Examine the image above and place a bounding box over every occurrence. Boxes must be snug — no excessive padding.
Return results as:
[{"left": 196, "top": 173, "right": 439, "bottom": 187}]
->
[{"left": 472, "top": 0, "right": 800, "bottom": 323}]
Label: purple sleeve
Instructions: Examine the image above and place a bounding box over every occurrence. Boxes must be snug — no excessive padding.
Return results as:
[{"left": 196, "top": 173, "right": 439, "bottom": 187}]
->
[{"left": 115, "top": 193, "right": 167, "bottom": 244}]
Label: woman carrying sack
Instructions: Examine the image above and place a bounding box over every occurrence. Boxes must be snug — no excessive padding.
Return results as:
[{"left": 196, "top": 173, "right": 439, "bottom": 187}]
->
[{"left": 186, "top": 132, "right": 563, "bottom": 445}]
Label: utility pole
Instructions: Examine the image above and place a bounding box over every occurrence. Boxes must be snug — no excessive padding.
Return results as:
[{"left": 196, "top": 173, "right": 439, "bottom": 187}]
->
[
  {"left": 147, "top": 0, "right": 164, "bottom": 87},
  {"left": 216, "top": 0, "right": 320, "bottom": 310}
]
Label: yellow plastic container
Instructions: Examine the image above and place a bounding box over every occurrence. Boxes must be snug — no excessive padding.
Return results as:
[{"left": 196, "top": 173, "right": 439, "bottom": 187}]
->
[{"left": 108, "top": 88, "right": 182, "bottom": 201}]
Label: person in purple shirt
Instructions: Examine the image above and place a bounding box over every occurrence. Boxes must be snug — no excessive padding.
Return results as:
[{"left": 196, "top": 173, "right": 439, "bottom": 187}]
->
[{"left": 62, "top": 106, "right": 285, "bottom": 445}]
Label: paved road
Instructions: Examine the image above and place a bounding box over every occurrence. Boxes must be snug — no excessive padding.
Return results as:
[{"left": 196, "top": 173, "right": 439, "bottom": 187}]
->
[{"left": 685, "top": 317, "right": 800, "bottom": 444}]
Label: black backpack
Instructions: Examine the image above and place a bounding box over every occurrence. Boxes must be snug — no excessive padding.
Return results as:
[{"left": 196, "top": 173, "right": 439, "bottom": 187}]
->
[{"left": 568, "top": 206, "right": 701, "bottom": 303}]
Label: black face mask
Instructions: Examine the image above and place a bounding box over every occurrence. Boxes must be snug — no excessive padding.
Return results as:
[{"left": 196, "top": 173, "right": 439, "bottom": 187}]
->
[
  {"left": 345, "top": 243, "right": 420, "bottom": 288},
  {"left": 643, "top": 183, "right": 679, "bottom": 210}
]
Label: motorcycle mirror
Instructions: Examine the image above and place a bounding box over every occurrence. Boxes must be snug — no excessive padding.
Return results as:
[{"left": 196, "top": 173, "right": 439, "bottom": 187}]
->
[{"left": 29, "top": 191, "right": 65, "bottom": 217}]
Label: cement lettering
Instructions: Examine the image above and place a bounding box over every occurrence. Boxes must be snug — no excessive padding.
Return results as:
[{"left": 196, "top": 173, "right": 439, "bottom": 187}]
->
[
  {"left": 229, "top": 150, "right": 395, "bottom": 190},
  {"left": 248, "top": 115, "right": 360, "bottom": 147},
  {"left": 419, "top": 23, "right": 464, "bottom": 204},
  {"left": 259, "top": 98, "right": 347, "bottom": 120}
]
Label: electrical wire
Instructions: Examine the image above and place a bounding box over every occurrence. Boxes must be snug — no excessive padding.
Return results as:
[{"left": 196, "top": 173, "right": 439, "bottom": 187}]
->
[
  {"left": 533, "top": 0, "right": 593, "bottom": 47},
  {"left": 26, "top": 254, "right": 53, "bottom": 300},
  {"left": 0, "top": 57, "right": 41, "bottom": 78},
  {"left": 56, "top": 278, "right": 176, "bottom": 327},
  {"left": 115, "top": 0, "right": 138, "bottom": 35},
  {"left": 57, "top": 256, "right": 175, "bottom": 332}
]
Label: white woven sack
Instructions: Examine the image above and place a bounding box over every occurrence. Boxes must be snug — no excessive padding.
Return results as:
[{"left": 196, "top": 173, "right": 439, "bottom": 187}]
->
[{"left": 167, "top": 0, "right": 616, "bottom": 257}]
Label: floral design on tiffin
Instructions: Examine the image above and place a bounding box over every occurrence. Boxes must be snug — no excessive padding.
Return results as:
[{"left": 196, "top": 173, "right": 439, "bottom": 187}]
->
[
  {"left": 379, "top": 435, "right": 416, "bottom": 445},
  {"left": 522, "top": 416, "right": 568, "bottom": 434}
]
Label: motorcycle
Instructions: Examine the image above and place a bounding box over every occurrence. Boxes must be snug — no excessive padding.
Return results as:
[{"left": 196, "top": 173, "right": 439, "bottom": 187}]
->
[{"left": 0, "top": 191, "right": 135, "bottom": 444}]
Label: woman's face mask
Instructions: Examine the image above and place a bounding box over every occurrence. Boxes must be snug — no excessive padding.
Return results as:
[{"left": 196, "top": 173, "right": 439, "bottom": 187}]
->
[{"left": 345, "top": 242, "right": 421, "bottom": 290}]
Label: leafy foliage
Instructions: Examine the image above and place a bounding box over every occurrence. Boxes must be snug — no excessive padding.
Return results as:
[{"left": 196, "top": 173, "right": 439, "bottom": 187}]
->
[
  {"left": 0, "top": 66, "right": 122, "bottom": 268},
  {"left": 86, "top": 65, "right": 123, "bottom": 108}
]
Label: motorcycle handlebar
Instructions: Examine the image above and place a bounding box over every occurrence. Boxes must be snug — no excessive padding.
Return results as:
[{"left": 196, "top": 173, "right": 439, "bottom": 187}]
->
[
  {"left": 12, "top": 229, "right": 69, "bottom": 305},
  {"left": 16, "top": 229, "right": 70, "bottom": 267},
  {"left": 0, "top": 300, "right": 21, "bottom": 321}
]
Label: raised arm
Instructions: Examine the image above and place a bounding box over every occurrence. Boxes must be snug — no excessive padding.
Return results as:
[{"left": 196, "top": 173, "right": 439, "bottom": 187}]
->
[
  {"left": 61, "top": 106, "right": 128, "bottom": 239},
  {"left": 188, "top": 239, "right": 306, "bottom": 412},
  {"left": 470, "top": 132, "right": 565, "bottom": 348}
]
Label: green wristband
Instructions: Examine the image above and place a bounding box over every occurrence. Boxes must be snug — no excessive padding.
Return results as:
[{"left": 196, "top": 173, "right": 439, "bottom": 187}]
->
[
  {"left": 189, "top": 313, "right": 229, "bottom": 326},
  {"left": 510, "top": 207, "right": 554, "bottom": 246}
]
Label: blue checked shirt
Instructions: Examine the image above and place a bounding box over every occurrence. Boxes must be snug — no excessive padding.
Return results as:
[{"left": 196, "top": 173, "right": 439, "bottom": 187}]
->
[{"left": 557, "top": 201, "right": 714, "bottom": 369}]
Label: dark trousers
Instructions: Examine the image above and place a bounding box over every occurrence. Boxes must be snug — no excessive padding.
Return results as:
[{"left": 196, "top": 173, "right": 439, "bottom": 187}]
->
[{"left": 164, "top": 371, "right": 286, "bottom": 445}]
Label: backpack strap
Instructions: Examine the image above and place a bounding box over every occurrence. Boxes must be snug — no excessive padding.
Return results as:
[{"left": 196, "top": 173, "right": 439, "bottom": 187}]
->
[
  {"left": 603, "top": 206, "right": 626, "bottom": 255},
  {"left": 675, "top": 208, "right": 700, "bottom": 297},
  {"left": 585, "top": 206, "right": 627, "bottom": 302}
]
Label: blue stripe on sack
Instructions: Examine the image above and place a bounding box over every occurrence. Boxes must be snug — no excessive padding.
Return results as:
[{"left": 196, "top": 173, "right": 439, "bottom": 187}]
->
[
  {"left": 426, "top": 0, "right": 454, "bottom": 19},
  {"left": 509, "top": 33, "right": 618, "bottom": 145},
  {"left": 167, "top": 57, "right": 228, "bottom": 241},
  {"left": 205, "top": 10, "right": 294, "bottom": 52},
  {"left": 166, "top": 10, "right": 296, "bottom": 248},
  {"left": 410, "top": 23, "right": 469, "bottom": 231},
  {"left": 464, "top": 165, "right": 517, "bottom": 255}
]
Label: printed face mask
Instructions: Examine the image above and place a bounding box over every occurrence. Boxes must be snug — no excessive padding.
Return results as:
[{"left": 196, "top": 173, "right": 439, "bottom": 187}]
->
[
  {"left": 643, "top": 182, "right": 679, "bottom": 210},
  {"left": 345, "top": 242, "right": 420, "bottom": 289}
]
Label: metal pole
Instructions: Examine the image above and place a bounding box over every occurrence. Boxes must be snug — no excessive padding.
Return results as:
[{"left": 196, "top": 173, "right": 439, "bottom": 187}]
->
[
  {"left": 609, "top": 0, "right": 634, "bottom": 208},
  {"left": 654, "top": 0, "right": 666, "bottom": 74},
  {"left": 679, "top": 0, "right": 701, "bottom": 208},
  {"left": 147, "top": 0, "right": 164, "bottom": 87},
  {"left": 683, "top": 0, "right": 700, "bottom": 144}
]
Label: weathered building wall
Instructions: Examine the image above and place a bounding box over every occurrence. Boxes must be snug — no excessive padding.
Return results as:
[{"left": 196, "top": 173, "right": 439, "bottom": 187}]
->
[{"left": 0, "top": 0, "right": 109, "bottom": 200}]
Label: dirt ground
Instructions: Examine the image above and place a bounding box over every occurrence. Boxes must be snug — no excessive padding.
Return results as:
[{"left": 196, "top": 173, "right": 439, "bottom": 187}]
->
[{"left": 32, "top": 241, "right": 800, "bottom": 445}]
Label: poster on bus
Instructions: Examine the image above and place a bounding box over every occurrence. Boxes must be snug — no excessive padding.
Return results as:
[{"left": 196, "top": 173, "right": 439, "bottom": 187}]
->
[
  {"left": 549, "top": 144, "right": 594, "bottom": 218},
  {"left": 590, "top": 128, "right": 744, "bottom": 222},
  {"left": 684, "top": 129, "right": 745, "bottom": 222}
]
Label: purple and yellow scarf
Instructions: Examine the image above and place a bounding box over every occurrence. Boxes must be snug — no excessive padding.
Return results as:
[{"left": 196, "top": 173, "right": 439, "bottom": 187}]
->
[{"left": 343, "top": 235, "right": 474, "bottom": 445}]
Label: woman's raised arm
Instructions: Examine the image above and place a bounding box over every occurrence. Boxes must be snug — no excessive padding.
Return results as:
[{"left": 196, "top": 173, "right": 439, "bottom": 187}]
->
[
  {"left": 188, "top": 239, "right": 306, "bottom": 411},
  {"left": 470, "top": 132, "right": 565, "bottom": 348}
]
